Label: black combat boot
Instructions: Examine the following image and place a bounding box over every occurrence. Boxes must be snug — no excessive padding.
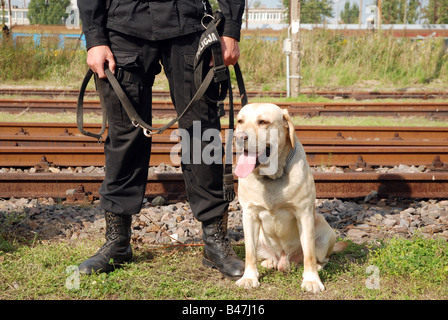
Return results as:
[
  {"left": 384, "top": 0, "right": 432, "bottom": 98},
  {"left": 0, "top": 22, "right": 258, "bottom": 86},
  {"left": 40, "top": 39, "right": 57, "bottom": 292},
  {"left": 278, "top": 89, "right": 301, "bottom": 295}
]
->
[
  {"left": 202, "top": 212, "right": 245, "bottom": 278},
  {"left": 79, "top": 211, "right": 133, "bottom": 275}
]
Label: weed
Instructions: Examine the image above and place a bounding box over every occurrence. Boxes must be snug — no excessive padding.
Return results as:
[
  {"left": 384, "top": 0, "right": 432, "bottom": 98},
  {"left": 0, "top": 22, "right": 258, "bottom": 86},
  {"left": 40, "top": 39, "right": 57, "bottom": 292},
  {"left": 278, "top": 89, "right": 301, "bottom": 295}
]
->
[
  {"left": 2, "top": 30, "right": 448, "bottom": 91},
  {"left": 368, "top": 235, "right": 448, "bottom": 284}
]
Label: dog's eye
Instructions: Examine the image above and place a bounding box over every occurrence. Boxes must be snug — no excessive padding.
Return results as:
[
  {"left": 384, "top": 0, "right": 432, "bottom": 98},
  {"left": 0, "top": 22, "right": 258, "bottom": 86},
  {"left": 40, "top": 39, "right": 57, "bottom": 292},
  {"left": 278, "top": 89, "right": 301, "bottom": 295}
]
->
[
  {"left": 258, "top": 120, "right": 269, "bottom": 126},
  {"left": 237, "top": 119, "right": 244, "bottom": 124}
]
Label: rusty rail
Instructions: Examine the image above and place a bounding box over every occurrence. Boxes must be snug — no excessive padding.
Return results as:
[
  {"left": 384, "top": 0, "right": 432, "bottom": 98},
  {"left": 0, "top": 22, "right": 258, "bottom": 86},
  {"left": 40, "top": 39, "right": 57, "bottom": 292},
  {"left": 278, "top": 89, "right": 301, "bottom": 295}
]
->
[
  {"left": 1, "top": 171, "right": 448, "bottom": 200},
  {"left": 2, "top": 99, "right": 448, "bottom": 118},
  {"left": 2, "top": 122, "right": 448, "bottom": 168},
  {"left": 1, "top": 88, "right": 447, "bottom": 100}
]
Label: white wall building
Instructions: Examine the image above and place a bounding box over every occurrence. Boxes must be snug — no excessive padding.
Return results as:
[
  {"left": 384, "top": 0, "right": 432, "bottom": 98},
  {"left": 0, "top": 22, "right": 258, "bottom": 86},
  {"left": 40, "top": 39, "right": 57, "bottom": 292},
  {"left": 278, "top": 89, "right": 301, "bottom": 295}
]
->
[
  {"left": 243, "top": 7, "right": 288, "bottom": 30},
  {"left": 2, "top": 7, "right": 30, "bottom": 27}
]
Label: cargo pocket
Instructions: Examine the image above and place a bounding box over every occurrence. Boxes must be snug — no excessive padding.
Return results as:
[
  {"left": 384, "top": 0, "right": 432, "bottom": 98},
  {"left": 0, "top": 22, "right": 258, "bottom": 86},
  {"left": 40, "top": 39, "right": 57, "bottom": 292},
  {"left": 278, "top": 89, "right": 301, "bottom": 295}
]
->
[
  {"left": 114, "top": 51, "right": 141, "bottom": 73},
  {"left": 108, "top": 51, "right": 147, "bottom": 124}
]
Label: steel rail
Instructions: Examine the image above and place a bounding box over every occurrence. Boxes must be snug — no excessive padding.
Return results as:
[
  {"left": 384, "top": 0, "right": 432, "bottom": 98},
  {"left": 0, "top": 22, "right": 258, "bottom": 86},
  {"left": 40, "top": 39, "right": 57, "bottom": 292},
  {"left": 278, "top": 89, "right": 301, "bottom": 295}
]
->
[
  {"left": 0, "top": 145, "right": 447, "bottom": 168},
  {"left": 1, "top": 171, "right": 447, "bottom": 200},
  {"left": 3, "top": 122, "right": 448, "bottom": 140},
  {"left": 2, "top": 123, "right": 448, "bottom": 168},
  {"left": 1, "top": 88, "right": 448, "bottom": 100},
  {"left": 1, "top": 99, "right": 448, "bottom": 117}
]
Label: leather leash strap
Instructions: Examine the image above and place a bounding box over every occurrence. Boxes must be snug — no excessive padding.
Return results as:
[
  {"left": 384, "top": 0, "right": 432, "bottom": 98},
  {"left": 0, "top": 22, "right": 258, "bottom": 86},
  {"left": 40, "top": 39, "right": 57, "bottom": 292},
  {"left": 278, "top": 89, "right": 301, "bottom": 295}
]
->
[{"left": 76, "top": 12, "right": 248, "bottom": 201}]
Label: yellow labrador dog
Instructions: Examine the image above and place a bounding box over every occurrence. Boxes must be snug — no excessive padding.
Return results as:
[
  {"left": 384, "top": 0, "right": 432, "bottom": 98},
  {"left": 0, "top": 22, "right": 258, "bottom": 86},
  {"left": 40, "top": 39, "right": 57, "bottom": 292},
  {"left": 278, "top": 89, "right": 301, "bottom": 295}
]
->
[{"left": 234, "top": 103, "right": 336, "bottom": 293}]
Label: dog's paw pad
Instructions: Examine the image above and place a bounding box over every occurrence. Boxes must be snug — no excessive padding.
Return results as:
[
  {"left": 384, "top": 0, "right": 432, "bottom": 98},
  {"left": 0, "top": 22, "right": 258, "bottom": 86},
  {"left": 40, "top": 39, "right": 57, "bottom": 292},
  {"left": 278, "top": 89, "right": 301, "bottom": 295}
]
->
[{"left": 236, "top": 277, "right": 260, "bottom": 289}]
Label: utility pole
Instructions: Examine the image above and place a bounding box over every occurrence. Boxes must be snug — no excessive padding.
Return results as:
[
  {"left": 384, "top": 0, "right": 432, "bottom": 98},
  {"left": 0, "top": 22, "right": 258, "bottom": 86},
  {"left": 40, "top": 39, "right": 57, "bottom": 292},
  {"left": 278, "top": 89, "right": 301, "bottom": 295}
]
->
[
  {"left": 377, "top": 0, "right": 382, "bottom": 30},
  {"left": 359, "top": 0, "right": 362, "bottom": 28},
  {"left": 245, "top": 0, "right": 248, "bottom": 30},
  {"left": 7, "top": 0, "right": 11, "bottom": 28},
  {"left": 1, "top": 0, "right": 5, "bottom": 27},
  {"left": 290, "top": 0, "right": 301, "bottom": 97}
]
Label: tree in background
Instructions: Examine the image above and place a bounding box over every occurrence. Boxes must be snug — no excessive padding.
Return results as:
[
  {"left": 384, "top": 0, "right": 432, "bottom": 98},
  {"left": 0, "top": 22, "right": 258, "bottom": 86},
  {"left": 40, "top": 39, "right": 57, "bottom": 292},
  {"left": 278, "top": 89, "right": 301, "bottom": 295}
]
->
[
  {"left": 422, "top": 0, "right": 448, "bottom": 23},
  {"left": 380, "top": 0, "right": 419, "bottom": 24},
  {"left": 339, "top": 1, "right": 359, "bottom": 24},
  {"left": 28, "top": 0, "right": 70, "bottom": 25},
  {"left": 282, "top": 0, "right": 334, "bottom": 24}
]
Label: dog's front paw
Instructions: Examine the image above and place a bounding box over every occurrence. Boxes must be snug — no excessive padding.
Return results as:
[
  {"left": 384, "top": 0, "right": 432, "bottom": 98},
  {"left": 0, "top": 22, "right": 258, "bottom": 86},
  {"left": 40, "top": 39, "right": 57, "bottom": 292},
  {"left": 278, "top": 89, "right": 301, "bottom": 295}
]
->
[
  {"left": 301, "top": 278, "right": 325, "bottom": 293},
  {"left": 236, "top": 277, "right": 260, "bottom": 289},
  {"left": 301, "top": 272, "right": 325, "bottom": 293}
]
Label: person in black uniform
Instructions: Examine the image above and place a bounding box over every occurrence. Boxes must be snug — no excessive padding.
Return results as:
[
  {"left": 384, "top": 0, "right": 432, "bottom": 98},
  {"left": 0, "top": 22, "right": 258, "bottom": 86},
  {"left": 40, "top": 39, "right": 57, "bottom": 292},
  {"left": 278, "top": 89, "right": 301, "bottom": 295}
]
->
[{"left": 77, "top": 0, "right": 245, "bottom": 279}]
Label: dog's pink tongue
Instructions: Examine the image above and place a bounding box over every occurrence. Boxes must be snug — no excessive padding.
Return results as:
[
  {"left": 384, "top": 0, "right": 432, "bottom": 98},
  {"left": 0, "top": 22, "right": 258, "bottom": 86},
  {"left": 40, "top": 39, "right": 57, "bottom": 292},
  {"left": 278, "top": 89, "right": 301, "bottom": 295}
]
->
[{"left": 235, "top": 152, "right": 257, "bottom": 178}]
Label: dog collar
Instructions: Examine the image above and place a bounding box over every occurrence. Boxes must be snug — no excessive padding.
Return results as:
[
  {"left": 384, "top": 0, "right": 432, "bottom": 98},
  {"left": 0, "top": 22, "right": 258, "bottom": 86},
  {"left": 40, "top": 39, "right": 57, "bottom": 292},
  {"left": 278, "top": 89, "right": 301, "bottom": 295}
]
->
[{"left": 284, "top": 142, "right": 300, "bottom": 170}]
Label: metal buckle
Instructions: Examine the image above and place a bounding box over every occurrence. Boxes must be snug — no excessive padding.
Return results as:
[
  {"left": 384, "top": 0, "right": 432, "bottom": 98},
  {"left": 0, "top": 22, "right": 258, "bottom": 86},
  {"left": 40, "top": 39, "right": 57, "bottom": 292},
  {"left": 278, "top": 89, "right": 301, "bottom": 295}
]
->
[
  {"left": 116, "top": 67, "right": 123, "bottom": 82},
  {"left": 213, "top": 65, "right": 227, "bottom": 83}
]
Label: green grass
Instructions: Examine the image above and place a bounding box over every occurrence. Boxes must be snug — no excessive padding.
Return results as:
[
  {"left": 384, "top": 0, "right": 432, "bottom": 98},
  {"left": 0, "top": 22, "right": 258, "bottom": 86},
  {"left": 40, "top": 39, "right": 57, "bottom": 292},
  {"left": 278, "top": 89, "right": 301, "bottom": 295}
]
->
[
  {"left": 2, "top": 30, "right": 448, "bottom": 92},
  {"left": 368, "top": 235, "right": 448, "bottom": 285},
  {"left": 1, "top": 228, "right": 447, "bottom": 300}
]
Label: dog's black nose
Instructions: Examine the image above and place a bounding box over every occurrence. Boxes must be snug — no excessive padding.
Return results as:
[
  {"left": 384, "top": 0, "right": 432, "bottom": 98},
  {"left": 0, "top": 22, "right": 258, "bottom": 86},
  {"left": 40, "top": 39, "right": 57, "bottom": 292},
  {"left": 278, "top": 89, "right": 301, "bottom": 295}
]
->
[{"left": 234, "top": 132, "right": 248, "bottom": 145}]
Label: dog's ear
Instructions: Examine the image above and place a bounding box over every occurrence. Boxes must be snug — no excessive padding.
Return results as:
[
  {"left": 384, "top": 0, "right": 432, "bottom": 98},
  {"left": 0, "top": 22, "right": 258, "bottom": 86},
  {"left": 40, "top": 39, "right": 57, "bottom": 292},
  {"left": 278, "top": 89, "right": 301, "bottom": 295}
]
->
[{"left": 282, "top": 108, "right": 295, "bottom": 148}]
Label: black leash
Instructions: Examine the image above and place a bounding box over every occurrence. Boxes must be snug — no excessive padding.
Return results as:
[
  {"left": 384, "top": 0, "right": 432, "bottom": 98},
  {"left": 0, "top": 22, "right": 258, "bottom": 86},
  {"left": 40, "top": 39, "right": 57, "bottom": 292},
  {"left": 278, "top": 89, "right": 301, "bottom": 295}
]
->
[
  {"left": 76, "top": 69, "right": 107, "bottom": 141},
  {"left": 76, "top": 12, "right": 248, "bottom": 201}
]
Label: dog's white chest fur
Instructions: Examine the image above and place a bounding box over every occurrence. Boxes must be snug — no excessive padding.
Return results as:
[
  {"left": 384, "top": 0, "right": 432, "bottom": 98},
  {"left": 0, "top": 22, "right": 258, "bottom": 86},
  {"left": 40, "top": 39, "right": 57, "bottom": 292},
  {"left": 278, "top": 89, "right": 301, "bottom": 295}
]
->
[{"left": 238, "top": 157, "right": 312, "bottom": 211}]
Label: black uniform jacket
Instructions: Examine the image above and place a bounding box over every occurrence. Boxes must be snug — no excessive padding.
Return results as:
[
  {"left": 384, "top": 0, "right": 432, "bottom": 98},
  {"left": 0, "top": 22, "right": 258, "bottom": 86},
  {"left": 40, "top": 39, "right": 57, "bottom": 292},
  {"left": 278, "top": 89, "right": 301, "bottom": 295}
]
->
[{"left": 77, "top": 0, "right": 245, "bottom": 50}]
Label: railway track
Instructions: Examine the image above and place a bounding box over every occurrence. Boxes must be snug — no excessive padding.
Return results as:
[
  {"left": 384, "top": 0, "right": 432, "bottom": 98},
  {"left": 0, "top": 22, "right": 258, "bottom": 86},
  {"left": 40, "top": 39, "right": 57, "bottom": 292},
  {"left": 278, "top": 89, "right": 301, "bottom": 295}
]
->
[
  {"left": 2, "top": 122, "right": 448, "bottom": 168},
  {"left": 2, "top": 98, "right": 448, "bottom": 118},
  {"left": 1, "top": 88, "right": 448, "bottom": 100},
  {"left": 1, "top": 171, "right": 448, "bottom": 201},
  {"left": 2, "top": 122, "right": 448, "bottom": 201}
]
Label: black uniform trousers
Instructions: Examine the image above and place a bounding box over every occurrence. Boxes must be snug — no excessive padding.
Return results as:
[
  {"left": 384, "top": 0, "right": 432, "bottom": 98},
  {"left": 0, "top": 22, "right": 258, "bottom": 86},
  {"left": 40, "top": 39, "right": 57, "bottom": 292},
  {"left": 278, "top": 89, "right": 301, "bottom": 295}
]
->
[{"left": 98, "top": 30, "right": 228, "bottom": 223}]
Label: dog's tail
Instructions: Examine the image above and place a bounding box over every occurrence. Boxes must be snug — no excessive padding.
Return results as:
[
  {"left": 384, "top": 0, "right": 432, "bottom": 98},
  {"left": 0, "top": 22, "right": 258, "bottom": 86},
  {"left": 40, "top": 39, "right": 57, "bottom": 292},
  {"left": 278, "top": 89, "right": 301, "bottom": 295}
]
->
[{"left": 333, "top": 241, "right": 349, "bottom": 252}]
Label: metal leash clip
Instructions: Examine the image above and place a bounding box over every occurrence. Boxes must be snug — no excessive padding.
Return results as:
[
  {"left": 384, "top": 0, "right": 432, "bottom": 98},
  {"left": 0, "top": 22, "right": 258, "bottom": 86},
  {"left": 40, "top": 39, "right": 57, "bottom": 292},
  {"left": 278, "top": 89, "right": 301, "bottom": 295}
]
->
[
  {"left": 142, "top": 128, "right": 155, "bottom": 137},
  {"left": 201, "top": 0, "right": 214, "bottom": 28},
  {"left": 132, "top": 120, "right": 155, "bottom": 137}
]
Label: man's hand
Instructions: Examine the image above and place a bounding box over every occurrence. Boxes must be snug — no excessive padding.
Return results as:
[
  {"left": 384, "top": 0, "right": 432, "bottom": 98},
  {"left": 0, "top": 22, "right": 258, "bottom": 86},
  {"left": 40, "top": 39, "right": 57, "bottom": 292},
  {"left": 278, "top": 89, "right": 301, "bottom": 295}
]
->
[
  {"left": 220, "top": 36, "right": 240, "bottom": 66},
  {"left": 86, "top": 45, "right": 116, "bottom": 79}
]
